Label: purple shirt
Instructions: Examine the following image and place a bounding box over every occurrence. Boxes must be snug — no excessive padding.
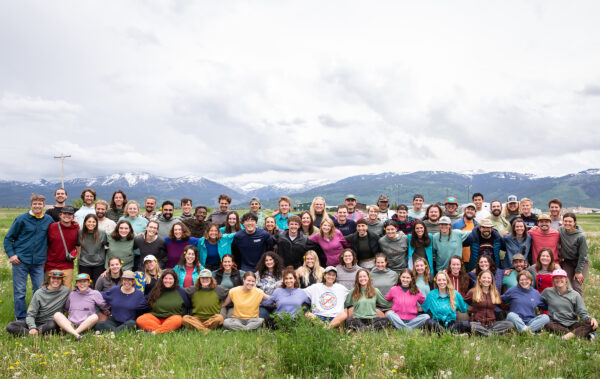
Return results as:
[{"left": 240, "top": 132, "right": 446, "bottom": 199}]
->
[
  {"left": 65, "top": 289, "right": 108, "bottom": 326},
  {"left": 164, "top": 237, "right": 200, "bottom": 269}
]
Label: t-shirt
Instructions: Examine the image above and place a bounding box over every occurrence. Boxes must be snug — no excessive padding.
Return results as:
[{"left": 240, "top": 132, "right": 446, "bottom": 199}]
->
[
  {"left": 528, "top": 228, "right": 560, "bottom": 262},
  {"left": 183, "top": 266, "right": 195, "bottom": 288},
  {"left": 205, "top": 241, "right": 220, "bottom": 265},
  {"left": 502, "top": 270, "right": 518, "bottom": 290},
  {"left": 229, "top": 286, "right": 265, "bottom": 319},
  {"left": 303, "top": 283, "right": 349, "bottom": 318}
]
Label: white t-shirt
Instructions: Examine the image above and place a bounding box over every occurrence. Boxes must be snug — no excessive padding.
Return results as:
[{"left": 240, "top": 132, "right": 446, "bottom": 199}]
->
[
  {"left": 475, "top": 209, "right": 492, "bottom": 223},
  {"left": 303, "top": 283, "right": 349, "bottom": 318},
  {"left": 378, "top": 210, "right": 395, "bottom": 222}
]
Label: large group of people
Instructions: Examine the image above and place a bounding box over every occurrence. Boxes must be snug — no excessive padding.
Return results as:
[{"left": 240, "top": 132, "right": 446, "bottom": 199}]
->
[{"left": 3, "top": 189, "right": 597, "bottom": 340}]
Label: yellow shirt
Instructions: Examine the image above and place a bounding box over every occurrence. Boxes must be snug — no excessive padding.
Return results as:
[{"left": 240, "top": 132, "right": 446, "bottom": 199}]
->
[{"left": 230, "top": 286, "right": 264, "bottom": 319}]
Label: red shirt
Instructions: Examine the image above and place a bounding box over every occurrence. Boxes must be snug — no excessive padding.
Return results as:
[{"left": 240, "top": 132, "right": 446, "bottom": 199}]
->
[
  {"left": 528, "top": 229, "right": 560, "bottom": 263},
  {"left": 183, "top": 266, "right": 195, "bottom": 288},
  {"left": 44, "top": 222, "right": 79, "bottom": 271}
]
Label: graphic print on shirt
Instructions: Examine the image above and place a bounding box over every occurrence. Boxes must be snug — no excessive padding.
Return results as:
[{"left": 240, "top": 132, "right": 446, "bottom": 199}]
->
[{"left": 319, "top": 291, "right": 338, "bottom": 310}]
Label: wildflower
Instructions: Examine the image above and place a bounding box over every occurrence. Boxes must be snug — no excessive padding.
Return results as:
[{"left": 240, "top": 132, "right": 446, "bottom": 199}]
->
[
  {"left": 539, "top": 367, "right": 543, "bottom": 371},
  {"left": 392, "top": 369, "right": 397, "bottom": 373},
  {"left": 63, "top": 352, "right": 69, "bottom": 355},
  {"left": 361, "top": 364, "right": 365, "bottom": 367},
  {"left": 169, "top": 370, "right": 174, "bottom": 374},
  {"left": 383, "top": 352, "right": 389, "bottom": 358},
  {"left": 9, "top": 366, "right": 14, "bottom": 370},
  {"left": 470, "top": 342, "right": 475, "bottom": 347},
  {"left": 548, "top": 360, "right": 555, "bottom": 366},
  {"left": 129, "top": 347, "right": 134, "bottom": 351},
  {"left": 219, "top": 367, "right": 223, "bottom": 370},
  {"left": 15, "top": 361, "right": 20, "bottom": 365},
  {"left": 476, "top": 356, "right": 480, "bottom": 361}
]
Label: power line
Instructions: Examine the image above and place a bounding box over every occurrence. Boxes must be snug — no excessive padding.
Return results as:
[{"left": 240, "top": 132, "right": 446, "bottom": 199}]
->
[{"left": 54, "top": 154, "right": 71, "bottom": 189}]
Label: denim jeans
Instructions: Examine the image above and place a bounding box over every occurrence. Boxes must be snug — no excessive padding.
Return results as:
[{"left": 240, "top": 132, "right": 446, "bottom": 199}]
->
[
  {"left": 386, "top": 312, "right": 430, "bottom": 331},
  {"left": 12, "top": 263, "right": 44, "bottom": 320},
  {"left": 506, "top": 312, "right": 550, "bottom": 332}
]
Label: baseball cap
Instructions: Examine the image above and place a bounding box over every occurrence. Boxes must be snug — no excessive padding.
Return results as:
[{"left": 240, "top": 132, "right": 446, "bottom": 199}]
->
[
  {"left": 345, "top": 194, "right": 357, "bottom": 200},
  {"left": 143, "top": 255, "right": 157, "bottom": 263},
  {"left": 551, "top": 269, "right": 568, "bottom": 278},
  {"left": 60, "top": 206, "right": 76, "bottom": 214},
  {"left": 49, "top": 270, "right": 64, "bottom": 278},
  {"left": 464, "top": 203, "right": 476, "bottom": 210},
  {"left": 538, "top": 214, "right": 551, "bottom": 221},
  {"left": 198, "top": 269, "right": 213, "bottom": 278},
  {"left": 324, "top": 266, "right": 338, "bottom": 274},
  {"left": 507, "top": 195, "right": 518, "bottom": 204},
  {"left": 512, "top": 254, "right": 526, "bottom": 262},
  {"left": 445, "top": 197, "right": 458, "bottom": 204},
  {"left": 121, "top": 270, "right": 136, "bottom": 280},
  {"left": 378, "top": 194, "right": 389, "bottom": 202},
  {"left": 479, "top": 218, "right": 494, "bottom": 228},
  {"left": 75, "top": 273, "right": 91, "bottom": 282},
  {"left": 438, "top": 216, "right": 452, "bottom": 224}
]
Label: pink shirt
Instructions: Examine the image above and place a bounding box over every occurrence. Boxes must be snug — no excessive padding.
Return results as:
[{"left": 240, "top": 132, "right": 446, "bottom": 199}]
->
[
  {"left": 384, "top": 286, "right": 426, "bottom": 320},
  {"left": 309, "top": 230, "right": 351, "bottom": 266},
  {"left": 528, "top": 229, "right": 560, "bottom": 262}
]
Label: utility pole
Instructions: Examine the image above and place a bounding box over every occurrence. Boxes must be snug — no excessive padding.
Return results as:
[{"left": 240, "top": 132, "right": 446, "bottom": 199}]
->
[
  {"left": 465, "top": 184, "right": 472, "bottom": 203},
  {"left": 54, "top": 154, "right": 71, "bottom": 189}
]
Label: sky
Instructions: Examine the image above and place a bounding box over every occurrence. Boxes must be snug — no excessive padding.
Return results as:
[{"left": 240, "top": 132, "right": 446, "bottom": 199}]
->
[{"left": 1, "top": 0, "right": 599, "bottom": 186}]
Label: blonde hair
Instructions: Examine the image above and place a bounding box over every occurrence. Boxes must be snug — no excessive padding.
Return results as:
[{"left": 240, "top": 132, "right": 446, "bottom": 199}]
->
[
  {"left": 435, "top": 271, "right": 457, "bottom": 311},
  {"left": 296, "top": 250, "right": 324, "bottom": 286},
  {"left": 319, "top": 218, "right": 336, "bottom": 240},
  {"left": 472, "top": 270, "right": 501, "bottom": 304},
  {"left": 123, "top": 200, "right": 140, "bottom": 218},
  {"left": 501, "top": 202, "right": 521, "bottom": 218},
  {"left": 143, "top": 260, "right": 162, "bottom": 284},
  {"left": 309, "top": 196, "right": 331, "bottom": 223},
  {"left": 95, "top": 200, "right": 109, "bottom": 210},
  {"left": 520, "top": 198, "right": 533, "bottom": 206},
  {"left": 367, "top": 204, "right": 380, "bottom": 213}
]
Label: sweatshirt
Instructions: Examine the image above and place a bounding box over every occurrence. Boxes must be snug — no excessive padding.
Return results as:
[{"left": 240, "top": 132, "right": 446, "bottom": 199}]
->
[
  {"left": 150, "top": 287, "right": 190, "bottom": 318},
  {"left": 333, "top": 219, "right": 357, "bottom": 236},
  {"left": 64, "top": 288, "right": 108, "bottom": 325},
  {"left": 262, "top": 287, "right": 310, "bottom": 316},
  {"left": 370, "top": 267, "right": 399, "bottom": 297},
  {"left": 542, "top": 287, "right": 591, "bottom": 327},
  {"left": 273, "top": 230, "right": 322, "bottom": 268},
  {"left": 378, "top": 233, "right": 409, "bottom": 273},
  {"left": 309, "top": 230, "right": 351, "bottom": 267},
  {"left": 45, "top": 222, "right": 80, "bottom": 271},
  {"left": 26, "top": 285, "right": 70, "bottom": 329},
  {"left": 134, "top": 235, "right": 168, "bottom": 269},
  {"left": 78, "top": 230, "right": 108, "bottom": 267},
  {"left": 432, "top": 230, "right": 471, "bottom": 272},
  {"left": 528, "top": 228, "right": 560, "bottom": 263},
  {"left": 421, "top": 289, "right": 468, "bottom": 325},
  {"left": 156, "top": 214, "right": 181, "bottom": 239},
  {"left": 106, "top": 236, "right": 135, "bottom": 271},
  {"left": 335, "top": 265, "right": 361, "bottom": 290},
  {"left": 501, "top": 286, "right": 545, "bottom": 323},
  {"left": 231, "top": 229, "right": 274, "bottom": 271},
  {"left": 345, "top": 288, "right": 391, "bottom": 319},
  {"left": 502, "top": 234, "right": 531, "bottom": 268},
  {"left": 118, "top": 216, "right": 148, "bottom": 236},
  {"left": 384, "top": 286, "right": 426, "bottom": 320},
  {"left": 464, "top": 289, "right": 498, "bottom": 326},
  {"left": 189, "top": 286, "right": 228, "bottom": 320},
  {"left": 558, "top": 226, "right": 588, "bottom": 273},
  {"left": 164, "top": 237, "right": 200, "bottom": 269},
  {"left": 102, "top": 285, "right": 149, "bottom": 323},
  {"left": 367, "top": 220, "right": 384, "bottom": 237},
  {"left": 344, "top": 231, "right": 380, "bottom": 262}
]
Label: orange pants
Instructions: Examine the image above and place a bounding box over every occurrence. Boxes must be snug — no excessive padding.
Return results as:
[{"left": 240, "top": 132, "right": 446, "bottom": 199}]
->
[
  {"left": 182, "top": 314, "right": 224, "bottom": 333},
  {"left": 136, "top": 314, "right": 183, "bottom": 333}
]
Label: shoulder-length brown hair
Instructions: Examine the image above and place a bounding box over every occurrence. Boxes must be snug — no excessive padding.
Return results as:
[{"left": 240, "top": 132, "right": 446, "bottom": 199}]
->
[
  {"left": 395, "top": 268, "right": 419, "bottom": 295},
  {"left": 535, "top": 248, "right": 557, "bottom": 271},
  {"left": 281, "top": 267, "right": 299, "bottom": 288},
  {"left": 411, "top": 257, "right": 431, "bottom": 283},
  {"left": 255, "top": 251, "right": 283, "bottom": 280},
  {"left": 203, "top": 223, "right": 223, "bottom": 241},
  {"left": 176, "top": 245, "right": 201, "bottom": 269},
  {"left": 299, "top": 211, "right": 317, "bottom": 235},
  {"left": 110, "top": 190, "right": 128, "bottom": 210},
  {"left": 339, "top": 248, "right": 358, "bottom": 267},
  {"left": 82, "top": 213, "right": 100, "bottom": 243},
  {"left": 111, "top": 220, "right": 134, "bottom": 240},
  {"left": 148, "top": 269, "right": 180, "bottom": 307},
  {"left": 194, "top": 275, "right": 217, "bottom": 290},
  {"left": 319, "top": 218, "right": 336, "bottom": 240},
  {"left": 169, "top": 222, "right": 191, "bottom": 240},
  {"left": 449, "top": 255, "right": 470, "bottom": 294},
  {"left": 351, "top": 269, "right": 376, "bottom": 301}
]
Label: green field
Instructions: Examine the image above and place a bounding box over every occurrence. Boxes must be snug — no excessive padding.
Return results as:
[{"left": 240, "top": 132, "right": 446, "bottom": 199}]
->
[{"left": 1, "top": 208, "right": 599, "bottom": 378}]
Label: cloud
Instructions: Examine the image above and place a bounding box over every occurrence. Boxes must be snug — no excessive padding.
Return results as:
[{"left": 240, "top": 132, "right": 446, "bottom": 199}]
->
[
  {"left": 0, "top": 93, "right": 81, "bottom": 123},
  {"left": 579, "top": 84, "right": 600, "bottom": 96},
  {"left": 126, "top": 27, "right": 159, "bottom": 46}
]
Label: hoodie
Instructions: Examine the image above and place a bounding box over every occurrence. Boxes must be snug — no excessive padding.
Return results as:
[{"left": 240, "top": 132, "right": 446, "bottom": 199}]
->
[
  {"left": 377, "top": 233, "right": 408, "bottom": 273},
  {"left": 370, "top": 267, "right": 399, "bottom": 296},
  {"left": 156, "top": 214, "right": 180, "bottom": 239},
  {"left": 559, "top": 226, "right": 588, "bottom": 273},
  {"left": 26, "top": 285, "right": 70, "bottom": 329}
]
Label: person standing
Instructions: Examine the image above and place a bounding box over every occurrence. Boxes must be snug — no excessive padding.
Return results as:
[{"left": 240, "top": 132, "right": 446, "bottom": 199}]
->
[
  {"left": 365, "top": 205, "right": 384, "bottom": 237},
  {"left": 274, "top": 196, "right": 292, "bottom": 231},
  {"left": 408, "top": 194, "right": 425, "bottom": 219},
  {"left": 378, "top": 220, "right": 409, "bottom": 273},
  {"left": 206, "top": 194, "right": 232, "bottom": 227},
  {"left": 559, "top": 213, "right": 588, "bottom": 296},
  {"left": 45, "top": 188, "right": 75, "bottom": 222},
  {"left": 501, "top": 195, "right": 521, "bottom": 225},
  {"left": 488, "top": 200, "right": 511, "bottom": 236},
  {"left": 309, "top": 196, "right": 331, "bottom": 228},
  {"left": 452, "top": 202, "right": 477, "bottom": 264},
  {"left": 78, "top": 214, "right": 108, "bottom": 286},
  {"left": 472, "top": 193, "right": 491, "bottom": 223},
  {"left": 340, "top": 194, "right": 366, "bottom": 221},
  {"left": 391, "top": 205, "right": 417, "bottom": 235},
  {"left": 548, "top": 198, "right": 563, "bottom": 230},
  {"left": 182, "top": 206, "right": 208, "bottom": 238},
  {"left": 45, "top": 206, "right": 79, "bottom": 288},
  {"left": 249, "top": 197, "right": 268, "bottom": 229},
  {"left": 156, "top": 201, "right": 180, "bottom": 239},
  {"left": 422, "top": 204, "right": 443, "bottom": 234},
  {"left": 528, "top": 214, "right": 560, "bottom": 263},
  {"left": 4, "top": 194, "right": 55, "bottom": 321},
  {"left": 443, "top": 197, "right": 462, "bottom": 223},
  {"left": 74, "top": 188, "right": 97, "bottom": 225},
  {"left": 106, "top": 190, "right": 128, "bottom": 223},
  {"left": 465, "top": 218, "right": 504, "bottom": 271},
  {"left": 94, "top": 200, "right": 117, "bottom": 234},
  {"left": 344, "top": 218, "right": 380, "bottom": 269},
  {"left": 179, "top": 198, "right": 194, "bottom": 220},
  {"left": 143, "top": 196, "right": 158, "bottom": 221},
  {"left": 232, "top": 213, "right": 274, "bottom": 271},
  {"left": 333, "top": 204, "right": 357, "bottom": 236},
  {"left": 376, "top": 195, "right": 395, "bottom": 221},
  {"left": 272, "top": 215, "right": 323, "bottom": 269},
  {"left": 519, "top": 198, "right": 538, "bottom": 230}
]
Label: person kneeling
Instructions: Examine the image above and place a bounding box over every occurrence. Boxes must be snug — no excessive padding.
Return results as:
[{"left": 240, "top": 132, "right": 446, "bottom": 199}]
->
[
  {"left": 344, "top": 269, "right": 390, "bottom": 331},
  {"left": 221, "top": 271, "right": 269, "bottom": 330},
  {"left": 182, "top": 269, "right": 227, "bottom": 333},
  {"left": 136, "top": 269, "right": 190, "bottom": 334}
]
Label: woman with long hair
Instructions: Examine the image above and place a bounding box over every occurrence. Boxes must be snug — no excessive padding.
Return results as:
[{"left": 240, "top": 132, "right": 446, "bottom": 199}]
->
[
  {"left": 95, "top": 270, "right": 149, "bottom": 332},
  {"left": 527, "top": 248, "right": 560, "bottom": 295},
  {"left": 106, "top": 190, "right": 128, "bottom": 223},
  {"left": 134, "top": 220, "right": 167, "bottom": 269},
  {"left": 447, "top": 255, "right": 471, "bottom": 296},
  {"left": 464, "top": 270, "right": 514, "bottom": 336},
  {"left": 213, "top": 254, "right": 245, "bottom": 289},
  {"left": 299, "top": 211, "right": 319, "bottom": 237},
  {"left": 119, "top": 200, "right": 148, "bottom": 235},
  {"left": 78, "top": 213, "right": 108, "bottom": 285},
  {"left": 222, "top": 271, "right": 271, "bottom": 330},
  {"left": 335, "top": 248, "right": 361, "bottom": 290},
  {"left": 164, "top": 222, "right": 200, "bottom": 269},
  {"left": 95, "top": 257, "right": 123, "bottom": 292},
  {"left": 421, "top": 271, "right": 470, "bottom": 333},
  {"left": 309, "top": 196, "right": 331, "bottom": 228},
  {"left": 255, "top": 251, "right": 284, "bottom": 319},
  {"left": 344, "top": 269, "right": 391, "bottom": 331},
  {"left": 432, "top": 217, "right": 471, "bottom": 272},
  {"left": 384, "top": 269, "right": 430, "bottom": 331},
  {"left": 296, "top": 250, "right": 325, "bottom": 288},
  {"left": 309, "top": 218, "right": 351, "bottom": 267},
  {"left": 407, "top": 220, "right": 434, "bottom": 274},
  {"left": 502, "top": 218, "right": 531, "bottom": 267},
  {"left": 263, "top": 216, "right": 280, "bottom": 236},
  {"left": 181, "top": 269, "right": 227, "bottom": 333},
  {"left": 106, "top": 220, "right": 135, "bottom": 271},
  {"left": 54, "top": 273, "right": 109, "bottom": 340},
  {"left": 412, "top": 257, "right": 433, "bottom": 297},
  {"left": 468, "top": 254, "right": 503, "bottom": 293},
  {"left": 173, "top": 245, "right": 204, "bottom": 288},
  {"left": 197, "top": 223, "right": 236, "bottom": 271},
  {"left": 220, "top": 211, "right": 243, "bottom": 234},
  {"left": 134, "top": 254, "right": 162, "bottom": 296},
  {"left": 136, "top": 269, "right": 190, "bottom": 334},
  {"left": 501, "top": 270, "right": 549, "bottom": 333}
]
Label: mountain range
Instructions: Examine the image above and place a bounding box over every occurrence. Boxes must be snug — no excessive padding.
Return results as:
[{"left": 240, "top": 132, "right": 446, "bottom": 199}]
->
[{"left": 1, "top": 169, "right": 600, "bottom": 208}]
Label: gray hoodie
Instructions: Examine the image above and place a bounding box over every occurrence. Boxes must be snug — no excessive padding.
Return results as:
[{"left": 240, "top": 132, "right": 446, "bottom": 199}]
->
[
  {"left": 156, "top": 214, "right": 180, "bottom": 239},
  {"left": 370, "top": 267, "right": 398, "bottom": 297},
  {"left": 542, "top": 287, "right": 590, "bottom": 327},
  {"left": 378, "top": 234, "right": 408, "bottom": 273},
  {"left": 26, "top": 285, "right": 70, "bottom": 329},
  {"left": 559, "top": 226, "right": 588, "bottom": 273}
]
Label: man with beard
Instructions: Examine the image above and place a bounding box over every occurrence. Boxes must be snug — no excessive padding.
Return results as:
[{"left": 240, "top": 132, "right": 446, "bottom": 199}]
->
[
  {"left": 74, "top": 188, "right": 96, "bottom": 225},
  {"left": 423, "top": 204, "right": 443, "bottom": 234},
  {"left": 489, "top": 200, "right": 511, "bottom": 236},
  {"left": 206, "top": 194, "right": 231, "bottom": 227},
  {"left": 528, "top": 214, "right": 560, "bottom": 263},
  {"left": 502, "top": 254, "right": 529, "bottom": 291},
  {"left": 182, "top": 206, "right": 208, "bottom": 238},
  {"left": 95, "top": 200, "right": 116, "bottom": 234},
  {"left": 143, "top": 196, "right": 157, "bottom": 220},
  {"left": 443, "top": 197, "right": 462, "bottom": 223},
  {"left": 466, "top": 218, "right": 503, "bottom": 271},
  {"left": 156, "top": 201, "right": 180, "bottom": 239},
  {"left": 548, "top": 198, "right": 563, "bottom": 230},
  {"left": 45, "top": 188, "right": 77, "bottom": 222},
  {"left": 453, "top": 203, "right": 477, "bottom": 264},
  {"left": 376, "top": 195, "right": 394, "bottom": 221}
]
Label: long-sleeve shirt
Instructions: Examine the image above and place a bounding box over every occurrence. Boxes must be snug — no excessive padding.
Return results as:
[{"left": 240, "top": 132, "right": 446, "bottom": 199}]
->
[
  {"left": 463, "top": 289, "right": 498, "bottom": 326},
  {"left": 164, "top": 237, "right": 200, "bottom": 269},
  {"left": 150, "top": 288, "right": 190, "bottom": 318},
  {"left": 262, "top": 288, "right": 310, "bottom": 315},
  {"left": 501, "top": 286, "right": 545, "bottom": 323},
  {"left": 102, "top": 286, "right": 149, "bottom": 323},
  {"left": 65, "top": 288, "right": 108, "bottom": 326},
  {"left": 378, "top": 233, "right": 408, "bottom": 272},
  {"left": 542, "top": 287, "right": 591, "bottom": 327},
  {"left": 344, "top": 288, "right": 391, "bottom": 319},
  {"left": 421, "top": 289, "right": 468, "bottom": 325},
  {"left": 432, "top": 230, "right": 471, "bottom": 271},
  {"left": 78, "top": 230, "right": 108, "bottom": 267},
  {"left": 309, "top": 230, "right": 351, "bottom": 267},
  {"left": 26, "top": 286, "right": 70, "bottom": 329},
  {"left": 232, "top": 229, "right": 274, "bottom": 271},
  {"left": 384, "top": 286, "right": 426, "bottom": 320},
  {"left": 335, "top": 265, "right": 361, "bottom": 290},
  {"left": 370, "top": 267, "right": 399, "bottom": 297},
  {"left": 558, "top": 226, "right": 588, "bottom": 273},
  {"left": 45, "top": 222, "right": 80, "bottom": 271}
]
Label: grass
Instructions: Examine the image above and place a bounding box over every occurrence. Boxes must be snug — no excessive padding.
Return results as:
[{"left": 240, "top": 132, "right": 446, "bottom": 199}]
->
[{"left": 1, "top": 208, "right": 600, "bottom": 378}]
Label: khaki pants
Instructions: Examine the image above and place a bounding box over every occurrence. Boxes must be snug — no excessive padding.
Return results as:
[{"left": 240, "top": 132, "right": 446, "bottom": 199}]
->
[
  {"left": 45, "top": 269, "right": 74, "bottom": 289},
  {"left": 182, "top": 314, "right": 224, "bottom": 333}
]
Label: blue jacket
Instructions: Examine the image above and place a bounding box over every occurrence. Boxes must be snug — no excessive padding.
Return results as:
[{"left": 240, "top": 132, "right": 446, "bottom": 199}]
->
[
  {"left": 196, "top": 233, "right": 235, "bottom": 266},
  {"left": 4, "top": 212, "right": 54, "bottom": 264},
  {"left": 502, "top": 234, "right": 531, "bottom": 268},
  {"left": 407, "top": 233, "right": 434, "bottom": 275},
  {"left": 465, "top": 227, "right": 504, "bottom": 271},
  {"left": 173, "top": 264, "right": 204, "bottom": 287},
  {"left": 452, "top": 218, "right": 477, "bottom": 230}
]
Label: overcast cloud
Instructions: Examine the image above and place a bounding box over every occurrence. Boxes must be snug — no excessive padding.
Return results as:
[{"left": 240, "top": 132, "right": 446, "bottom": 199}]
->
[{"left": 1, "top": 0, "right": 599, "bottom": 186}]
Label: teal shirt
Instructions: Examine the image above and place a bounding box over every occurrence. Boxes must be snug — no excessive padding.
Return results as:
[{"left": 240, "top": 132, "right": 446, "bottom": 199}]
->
[
  {"left": 196, "top": 233, "right": 235, "bottom": 266},
  {"left": 416, "top": 276, "right": 431, "bottom": 297},
  {"left": 502, "top": 270, "right": 518, "bottom": 290},
  {"left": 432, "top": 230, "right": 471, "bottom": 271},
  {"left": 344, "top": 288, "right": 391, "bottom": 319},
  {"left": 274, "top": 213, "right": 289, "bottom": 230},
  {"left": 421, "top": 289, "right": 468, "bottom": 324}
]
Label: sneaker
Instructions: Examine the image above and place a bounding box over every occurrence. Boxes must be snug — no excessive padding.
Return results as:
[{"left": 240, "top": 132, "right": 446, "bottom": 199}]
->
[{"left": 588, "top": 332, "right": 597, "bottom": 340}]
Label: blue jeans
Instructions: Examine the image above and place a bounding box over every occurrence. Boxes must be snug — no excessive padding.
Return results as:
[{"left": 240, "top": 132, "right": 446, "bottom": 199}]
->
[
  {"left": 386, "top": 312, "right": 430, "bottom": 331},
  {"left": 506, "top": 312, "right": 550, "bottom": 332},
  {"left": 12, "top": 263, "right": 44, "bottom": 320}
]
